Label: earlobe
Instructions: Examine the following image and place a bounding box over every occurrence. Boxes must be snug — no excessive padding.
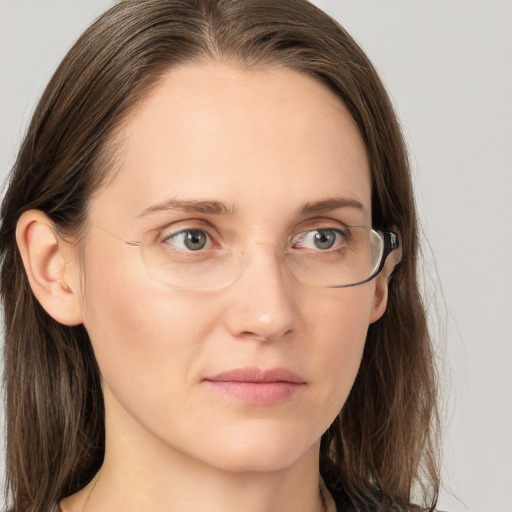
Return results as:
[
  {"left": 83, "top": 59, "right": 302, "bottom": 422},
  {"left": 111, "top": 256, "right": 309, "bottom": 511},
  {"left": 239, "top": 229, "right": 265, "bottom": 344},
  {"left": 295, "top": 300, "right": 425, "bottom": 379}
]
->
[{"left": 16, "top": 210, "right": 83, "bottom": 326}]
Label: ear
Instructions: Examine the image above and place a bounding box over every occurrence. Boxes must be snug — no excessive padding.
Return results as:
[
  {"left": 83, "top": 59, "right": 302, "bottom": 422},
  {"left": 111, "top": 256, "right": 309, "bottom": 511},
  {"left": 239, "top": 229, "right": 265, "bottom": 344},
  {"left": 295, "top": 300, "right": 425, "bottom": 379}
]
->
[
  {"left": 369, "top": 229, "right": 402, "bottom": 324},
  {"left": 16, "top": 210, "right": 84, "bottom": 325}
]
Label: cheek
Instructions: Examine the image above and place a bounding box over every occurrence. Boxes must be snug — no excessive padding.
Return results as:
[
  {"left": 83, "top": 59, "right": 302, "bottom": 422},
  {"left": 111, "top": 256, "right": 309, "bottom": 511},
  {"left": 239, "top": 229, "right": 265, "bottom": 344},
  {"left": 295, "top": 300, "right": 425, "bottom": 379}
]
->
[
  {"left": 80, "top": 251, "right": 222, "bottom": 414},
  {"left": 303, "top": 286, "right": 374, "bottom": 423},
  {"left": 308, "top": 284, "right": 373, "bottom": 360}
]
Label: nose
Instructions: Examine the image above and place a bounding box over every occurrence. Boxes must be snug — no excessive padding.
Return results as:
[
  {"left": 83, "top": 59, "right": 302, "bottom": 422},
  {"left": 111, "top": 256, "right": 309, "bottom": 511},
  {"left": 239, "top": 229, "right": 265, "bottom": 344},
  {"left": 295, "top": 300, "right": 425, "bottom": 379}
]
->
[{"left": 223, "top": 243, "right": 298, "bottom": 342}]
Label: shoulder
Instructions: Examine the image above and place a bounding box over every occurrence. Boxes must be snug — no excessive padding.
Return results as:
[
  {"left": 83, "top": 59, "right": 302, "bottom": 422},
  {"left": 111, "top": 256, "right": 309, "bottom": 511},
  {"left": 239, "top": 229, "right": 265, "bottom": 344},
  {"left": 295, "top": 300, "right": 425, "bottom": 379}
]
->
[
  {"left": 4, "top": 507, "right": 61, "bottom": 512},
  {"left": 328, "top": 488, "right": 448, "bottom": 512}
]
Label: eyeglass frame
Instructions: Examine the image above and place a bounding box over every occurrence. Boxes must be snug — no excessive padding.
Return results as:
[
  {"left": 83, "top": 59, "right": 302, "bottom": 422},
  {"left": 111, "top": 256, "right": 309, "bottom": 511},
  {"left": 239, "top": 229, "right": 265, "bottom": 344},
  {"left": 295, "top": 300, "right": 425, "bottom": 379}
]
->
[{"left": 121, "top": 226, "right": 401, "bottom": 290}]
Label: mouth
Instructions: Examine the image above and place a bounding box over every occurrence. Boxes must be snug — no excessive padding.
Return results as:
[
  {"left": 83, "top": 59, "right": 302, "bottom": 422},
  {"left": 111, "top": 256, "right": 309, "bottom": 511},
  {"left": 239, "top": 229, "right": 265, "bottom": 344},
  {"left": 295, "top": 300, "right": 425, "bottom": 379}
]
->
[{"left": 203, "top": 367, "right": 306, "bottom": 405}]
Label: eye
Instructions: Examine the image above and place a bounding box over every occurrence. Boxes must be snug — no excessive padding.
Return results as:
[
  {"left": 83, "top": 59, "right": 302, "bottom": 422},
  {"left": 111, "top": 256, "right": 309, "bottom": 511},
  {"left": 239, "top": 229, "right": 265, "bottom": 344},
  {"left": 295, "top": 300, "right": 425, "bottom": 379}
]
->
[
  {"left": 292, "top": 228, "right": 346, "bottom": 251},
  {"left": 163, "top": 229, "right": 212, "bottom": 251}
]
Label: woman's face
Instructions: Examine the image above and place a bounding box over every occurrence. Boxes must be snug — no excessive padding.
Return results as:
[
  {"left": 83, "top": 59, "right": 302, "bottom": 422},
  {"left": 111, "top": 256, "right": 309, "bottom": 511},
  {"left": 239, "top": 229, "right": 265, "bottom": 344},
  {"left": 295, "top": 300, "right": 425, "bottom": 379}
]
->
[{"left": 78, "top": 62, "right": 388, "bottom": 473}]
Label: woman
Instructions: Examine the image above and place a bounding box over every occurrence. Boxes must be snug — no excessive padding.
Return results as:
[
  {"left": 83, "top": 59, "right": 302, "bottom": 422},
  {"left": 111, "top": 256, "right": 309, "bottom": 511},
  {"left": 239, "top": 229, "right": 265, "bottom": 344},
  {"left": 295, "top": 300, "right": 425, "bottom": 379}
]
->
[{"left": 0, "top": 1, "right": 440, "bottom": 511}]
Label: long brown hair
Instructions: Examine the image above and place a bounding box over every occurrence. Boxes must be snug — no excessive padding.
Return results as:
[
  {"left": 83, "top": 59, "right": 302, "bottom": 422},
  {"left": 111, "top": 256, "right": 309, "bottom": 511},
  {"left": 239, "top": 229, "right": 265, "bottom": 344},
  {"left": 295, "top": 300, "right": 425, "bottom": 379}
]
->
[{"left": 0, "top": 1, "right": 439, "bottom": 511}]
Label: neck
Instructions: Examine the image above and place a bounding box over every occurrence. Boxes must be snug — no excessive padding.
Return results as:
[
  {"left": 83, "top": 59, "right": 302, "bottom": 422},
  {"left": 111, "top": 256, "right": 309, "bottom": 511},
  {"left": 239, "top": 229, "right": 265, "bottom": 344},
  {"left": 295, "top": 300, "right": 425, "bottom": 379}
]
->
[
  {"left": 66, "top": 448, "right": 325, "bottom": 512},
  {"left": 61, "top": 389, "right": 326, "bottom": 512}
]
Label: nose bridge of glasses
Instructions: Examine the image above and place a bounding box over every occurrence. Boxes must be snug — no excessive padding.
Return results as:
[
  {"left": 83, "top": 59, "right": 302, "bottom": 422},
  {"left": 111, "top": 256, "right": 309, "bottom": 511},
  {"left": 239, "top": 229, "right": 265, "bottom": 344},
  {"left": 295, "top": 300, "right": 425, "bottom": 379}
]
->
[
  {"left": 237, "top": 239, "right": 294, "bottom": 282},
  {"left": 240, "top": 239, "right": 288, "bottom": 261},
  {"left": 247, "top": 238, "right": 282, "bottom": 249}
]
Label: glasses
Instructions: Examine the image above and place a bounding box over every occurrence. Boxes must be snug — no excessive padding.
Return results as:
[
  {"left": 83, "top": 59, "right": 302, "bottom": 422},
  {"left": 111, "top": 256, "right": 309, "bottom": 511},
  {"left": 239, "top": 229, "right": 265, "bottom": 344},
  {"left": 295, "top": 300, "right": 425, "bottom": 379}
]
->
[{"left": 103, "top": 224, "right": 400, "bottom": 291}]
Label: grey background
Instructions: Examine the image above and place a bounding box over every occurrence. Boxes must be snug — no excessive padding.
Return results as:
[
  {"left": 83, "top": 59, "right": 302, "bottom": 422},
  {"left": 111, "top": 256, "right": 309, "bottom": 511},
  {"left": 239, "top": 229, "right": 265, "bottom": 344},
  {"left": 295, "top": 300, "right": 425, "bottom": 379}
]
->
[{"left": 1, "top": 1, "right": 511, "bottom": 511}]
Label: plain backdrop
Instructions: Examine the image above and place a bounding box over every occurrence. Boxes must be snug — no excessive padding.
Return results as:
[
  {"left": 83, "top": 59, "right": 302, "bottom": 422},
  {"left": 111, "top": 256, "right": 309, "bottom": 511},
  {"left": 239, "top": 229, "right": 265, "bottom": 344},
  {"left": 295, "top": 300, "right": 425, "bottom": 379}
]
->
[{"left": 1, "top": 1, "right": 511, "bottom": 511}]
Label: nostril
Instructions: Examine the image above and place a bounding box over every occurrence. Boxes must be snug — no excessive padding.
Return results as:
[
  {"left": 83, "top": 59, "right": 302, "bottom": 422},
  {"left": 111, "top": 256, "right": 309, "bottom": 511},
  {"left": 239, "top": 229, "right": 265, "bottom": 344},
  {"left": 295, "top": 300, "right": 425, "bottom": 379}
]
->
[
  {"left": 238, "top": 329, "right": 294, "bottom": 342},
  {"left": 240, "top": 331, "right": 266, "bottom": 340}
]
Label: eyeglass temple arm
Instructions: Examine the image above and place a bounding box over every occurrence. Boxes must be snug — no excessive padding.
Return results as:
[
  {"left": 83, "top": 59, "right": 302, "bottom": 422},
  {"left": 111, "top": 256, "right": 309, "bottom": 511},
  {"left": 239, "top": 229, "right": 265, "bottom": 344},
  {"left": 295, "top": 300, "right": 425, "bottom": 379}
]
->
[{"left": 374, "top": 229, "right": 401, "bottom": 276}]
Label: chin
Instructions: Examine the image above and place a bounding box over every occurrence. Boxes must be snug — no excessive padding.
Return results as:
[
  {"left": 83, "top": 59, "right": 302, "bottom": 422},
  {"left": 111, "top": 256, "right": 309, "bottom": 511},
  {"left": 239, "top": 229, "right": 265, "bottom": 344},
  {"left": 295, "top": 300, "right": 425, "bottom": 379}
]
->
[{"left": 195, "top": 424, "right": 320, "bottom": 474}]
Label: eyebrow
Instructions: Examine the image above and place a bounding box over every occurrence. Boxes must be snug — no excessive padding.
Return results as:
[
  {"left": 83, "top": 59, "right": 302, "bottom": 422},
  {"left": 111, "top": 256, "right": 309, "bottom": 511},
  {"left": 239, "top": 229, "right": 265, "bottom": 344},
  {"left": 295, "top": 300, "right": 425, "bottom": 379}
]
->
[
  {"left": 137, "top": 196, "right": 366, "bottom": 218},
  {"left": 137, "top": 199, "right": 239, "bottom": 218},
  {"left": 299, "top": 198, "right": 367, "bottom": 216}
]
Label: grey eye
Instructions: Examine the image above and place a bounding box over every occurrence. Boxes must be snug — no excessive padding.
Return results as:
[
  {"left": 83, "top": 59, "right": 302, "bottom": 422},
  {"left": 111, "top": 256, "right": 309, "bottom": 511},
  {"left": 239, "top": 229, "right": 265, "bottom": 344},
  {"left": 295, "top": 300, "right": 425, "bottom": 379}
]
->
[
  {"left": 167, "top": 230, "right": 209, "bottom": 251},
  {"left": 182, "top": 230, "right": 208, "bottom": 250},
  {"left": 312, "top": 229, "right": 337, "bottom": 250}
]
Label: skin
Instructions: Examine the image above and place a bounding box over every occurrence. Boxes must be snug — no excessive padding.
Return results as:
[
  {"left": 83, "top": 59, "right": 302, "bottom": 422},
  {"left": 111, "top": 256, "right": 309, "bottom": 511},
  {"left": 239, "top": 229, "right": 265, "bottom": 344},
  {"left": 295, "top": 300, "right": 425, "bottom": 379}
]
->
[{"left": 17, "top": 62, "right": 394, "bottom": 512}]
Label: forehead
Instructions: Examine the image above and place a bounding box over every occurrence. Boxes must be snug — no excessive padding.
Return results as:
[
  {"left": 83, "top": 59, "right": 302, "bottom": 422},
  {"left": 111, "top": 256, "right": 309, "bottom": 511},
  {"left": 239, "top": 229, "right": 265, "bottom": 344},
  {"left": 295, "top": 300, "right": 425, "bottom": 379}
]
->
[{"left": 89, "top": 62, "right": 371, "bottom": 226}]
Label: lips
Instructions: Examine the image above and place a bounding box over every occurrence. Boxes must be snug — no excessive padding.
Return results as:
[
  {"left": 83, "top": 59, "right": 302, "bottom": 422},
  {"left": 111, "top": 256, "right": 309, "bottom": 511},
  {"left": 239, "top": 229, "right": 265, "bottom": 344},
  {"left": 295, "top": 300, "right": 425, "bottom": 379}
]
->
[{"left": 203, "top": 367, "right": 306, "bottom": 405}]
